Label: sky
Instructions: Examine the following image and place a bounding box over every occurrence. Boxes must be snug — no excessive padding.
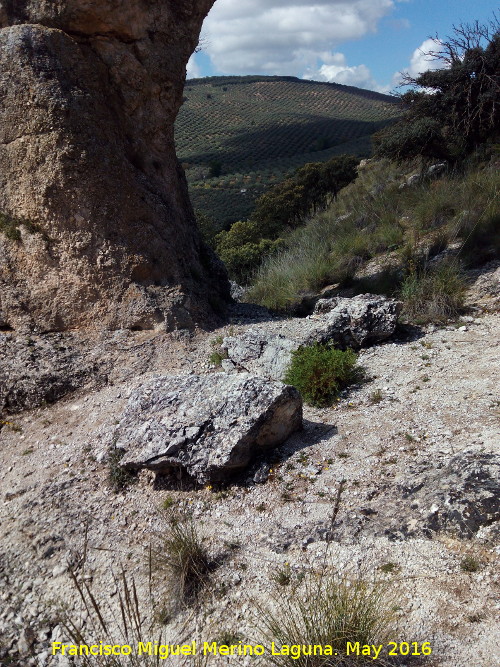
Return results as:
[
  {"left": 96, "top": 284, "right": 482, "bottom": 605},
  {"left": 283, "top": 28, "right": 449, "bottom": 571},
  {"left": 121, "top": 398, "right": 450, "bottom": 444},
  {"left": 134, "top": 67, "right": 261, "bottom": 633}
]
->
[{"left": 187, "top": 0, "right": 498, "bottom": 93}]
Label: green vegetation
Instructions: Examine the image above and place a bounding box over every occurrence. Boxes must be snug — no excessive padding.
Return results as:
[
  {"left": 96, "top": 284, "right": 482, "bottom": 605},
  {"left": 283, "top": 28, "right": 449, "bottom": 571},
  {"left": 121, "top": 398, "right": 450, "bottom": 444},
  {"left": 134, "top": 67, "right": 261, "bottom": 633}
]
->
[
  {"left": 400, "top": 261, "right": 466, "bottom": 324},
  {"left": 255, "top": 571, "right": 396, "bottom": 666},
  {"left": 379, "top": 563, "right": 400, "bottom": 574},
  {"left": 177, "top": 75, "right": 400, "bottom": 227},
  {"left": 209, "top": 335, "right": 229, "bottom": 367},
  {"left": 460, "top": 555, "right": 481, "bottom": 573},
  {"left": 247, "top": 158, "right": 499, "bottom": 316},
  {"left": 215, "top": 155, "right": 359, "bottom": 282},
  {"left": 0, "top": 211, "right": 43, "bottom": 242},
  {"left": 215, "top": 221, "right": 286, "bottom": 284},
  {"left": 271, "top": 563, "right": 293, "bottom": 587},
  {"left": 154, "top": 512, "right": 211, "bottom": 605},
  {"left": 284, "top": 345, "right": 360, "bottom": 407},
  {"left": 374, "top": 18, "right": 500, "bottom": 164},
  {"left": 0, "top": 211, "right": 22, "bottom": 241},
  {"left": 161, "top": 495, "right": 176, "bottom": 510},
  {"left": 107, "top": 448, "right": 136, "bottom": 493}
]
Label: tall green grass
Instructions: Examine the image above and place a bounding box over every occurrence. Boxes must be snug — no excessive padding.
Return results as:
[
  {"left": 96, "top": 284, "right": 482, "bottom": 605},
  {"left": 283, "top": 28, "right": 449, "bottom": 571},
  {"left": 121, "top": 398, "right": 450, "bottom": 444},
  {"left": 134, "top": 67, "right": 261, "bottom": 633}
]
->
[{"left": 247, "top": 159, "right": 499, "bottom": 315}]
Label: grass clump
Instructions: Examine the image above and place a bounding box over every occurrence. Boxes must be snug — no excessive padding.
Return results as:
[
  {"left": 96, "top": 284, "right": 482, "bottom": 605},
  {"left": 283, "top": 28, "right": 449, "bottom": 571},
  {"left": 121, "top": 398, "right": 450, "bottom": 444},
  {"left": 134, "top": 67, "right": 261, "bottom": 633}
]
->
[
  {"left": 0, "top": 210, "right": 45, "bottom": 242},
  {"left": 0, "top": 211, "right": 22, "bottom": 241},
  {"left": 284, "top": 344, "right": 359, "bottom": 407},
  {"left": 161, "top": 495, "right": 176, "bottom": 510},
  {"left": 255, "top": 570, "right": 396, "bottom": 666},
  {"left": 209, "top": 335, "right": 229, "bottom": 367},
  {"left": 460, "top": 555, "right": 481, "bottom": 573},
  {"left": 369, "top": 389, "right": 383, "bottom": 404},
  {"left": 400, "top": 261, "right": 466, "bottom": 324},
  {"left": 271, "top": 563, "right": 293, "bottom": 587},
  {"left": 155, "top": 512, "right": 211, "bottom": 606}
]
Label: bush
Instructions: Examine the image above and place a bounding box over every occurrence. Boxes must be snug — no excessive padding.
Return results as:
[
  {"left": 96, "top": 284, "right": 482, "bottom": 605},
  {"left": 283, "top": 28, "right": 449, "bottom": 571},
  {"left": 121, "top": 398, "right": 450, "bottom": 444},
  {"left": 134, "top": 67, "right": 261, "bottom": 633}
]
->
[
  {"left": 400, "top": 261, "right": 466, "bottom": 323},
  {"left": 284, "top": 345, "right": 359, "bottom": 407},
  {"left": 255, "top": 570, "right": 396, "bottom": 666},
  {"left": 252, "top": 155, "right": 359, "bottom": 235},
  {"left": 107, "top": 448, "right": 136, "bottom": 493},
  {"left": 215, "top": 220, "right": 286, "bottom": 283}
]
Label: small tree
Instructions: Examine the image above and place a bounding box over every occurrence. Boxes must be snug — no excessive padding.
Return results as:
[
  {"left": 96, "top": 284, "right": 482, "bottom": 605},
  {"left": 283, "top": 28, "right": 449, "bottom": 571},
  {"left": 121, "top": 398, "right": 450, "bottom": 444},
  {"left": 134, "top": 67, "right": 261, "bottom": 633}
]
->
[
  {"left": 375, "top": 15, "right": 500, "bottom": 163},
  {"left": 251, "top": 155, "right": 359, "bottom": 235}
]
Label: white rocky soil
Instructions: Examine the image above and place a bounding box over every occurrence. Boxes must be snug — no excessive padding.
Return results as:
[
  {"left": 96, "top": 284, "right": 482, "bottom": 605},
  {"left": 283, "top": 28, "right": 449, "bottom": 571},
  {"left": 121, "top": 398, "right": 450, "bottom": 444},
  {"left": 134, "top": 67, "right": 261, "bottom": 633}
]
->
[{"left": 0, "top": 263, "right": 499, "bottom": 667}]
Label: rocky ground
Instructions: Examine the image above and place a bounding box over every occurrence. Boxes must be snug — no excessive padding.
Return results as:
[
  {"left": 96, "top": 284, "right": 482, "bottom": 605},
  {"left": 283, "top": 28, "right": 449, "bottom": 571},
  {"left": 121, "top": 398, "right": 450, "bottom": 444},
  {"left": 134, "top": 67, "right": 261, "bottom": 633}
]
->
[{"left": 0, "top": 262, "right": 499, "bottom": 667}]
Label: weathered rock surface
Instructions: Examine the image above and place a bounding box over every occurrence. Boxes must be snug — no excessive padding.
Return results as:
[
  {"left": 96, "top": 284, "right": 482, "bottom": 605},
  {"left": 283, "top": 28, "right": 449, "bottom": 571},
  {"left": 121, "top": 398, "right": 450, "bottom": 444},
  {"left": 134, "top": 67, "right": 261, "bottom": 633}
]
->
[
  {"left": 402, "top": 453, "right": 500, "bottom": 538},
  {"left": 309, "top": 294, "right": 402, "bottom": 347},
  {"left": 222, "top": 294, "right": 401, "bottom": 380},
  {"left": 115, "top": 373, "right": 303, "bottom": 483},
  {"left": 0, "top": 332, "right": 108, "bottom": 414},
  {"left": 0, "top": 0, "right": 229, "bottom": 333}
]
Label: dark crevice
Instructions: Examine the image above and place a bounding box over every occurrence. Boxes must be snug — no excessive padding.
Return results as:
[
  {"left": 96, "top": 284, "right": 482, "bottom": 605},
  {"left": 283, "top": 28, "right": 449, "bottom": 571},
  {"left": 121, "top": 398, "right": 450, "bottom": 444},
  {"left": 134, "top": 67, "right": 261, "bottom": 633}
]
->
[{"left": 64, "top": 29, "right": 141, "bottom": 45}]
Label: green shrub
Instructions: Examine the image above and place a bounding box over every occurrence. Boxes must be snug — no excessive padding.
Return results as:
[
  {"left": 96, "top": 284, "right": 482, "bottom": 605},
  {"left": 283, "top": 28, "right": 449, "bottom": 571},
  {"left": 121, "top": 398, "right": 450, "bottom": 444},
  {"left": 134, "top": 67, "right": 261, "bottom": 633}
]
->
[
  {"left": 400, "top": 261, "right": 466, "bottom": 324},
  {"left": 215, "top": 220, "right": 286, "bottom": 282},
  {"left": 254, "top": 571, "right": 396, "bottom": 666},
  {"left": 460, "top": 554, "right": 481, "bottom": 573},
  {"left": 0, "top": 211, "right": 22, "bottom": 241},
  {"left": 107, "top": 448, "right": 136, "bottom": 493},
  {"left": 195, "top": 209, "right": 220, "bottom": 247},
  {"left": 284, "top": 344, "right": 359, "bottom": 407}
]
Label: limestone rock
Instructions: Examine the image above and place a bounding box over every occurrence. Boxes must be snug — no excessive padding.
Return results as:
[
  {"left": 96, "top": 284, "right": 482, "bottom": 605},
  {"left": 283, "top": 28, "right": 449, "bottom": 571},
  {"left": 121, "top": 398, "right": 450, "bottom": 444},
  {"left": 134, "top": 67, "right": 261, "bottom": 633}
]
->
[
  {"left": 403, "top": 453, "right": 500, "bottom": 538},
  {"left": 222, "top": 294, "right": 401, "bottom": 381},
  {"left": 221, "top": 330, "right": 298, "bottom": 381},
  {"left": 0, "top": 333, "right": 107, "bottom": 414},
  {"left": 115, "top": 374, "right": 303, "bottom": 483},
  {"left": 309, "top": 294, "right": 402, "bottom": 348},
  {"left": 0, "top": 1, "right": 229, "bottom": 333}
]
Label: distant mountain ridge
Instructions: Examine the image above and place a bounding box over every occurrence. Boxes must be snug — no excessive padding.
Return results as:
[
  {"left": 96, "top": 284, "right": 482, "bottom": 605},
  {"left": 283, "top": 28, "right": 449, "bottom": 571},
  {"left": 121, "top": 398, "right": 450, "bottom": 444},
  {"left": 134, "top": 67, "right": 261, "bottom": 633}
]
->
[{"left": 175, "top": 75, "right": 401, "bottom": 227}]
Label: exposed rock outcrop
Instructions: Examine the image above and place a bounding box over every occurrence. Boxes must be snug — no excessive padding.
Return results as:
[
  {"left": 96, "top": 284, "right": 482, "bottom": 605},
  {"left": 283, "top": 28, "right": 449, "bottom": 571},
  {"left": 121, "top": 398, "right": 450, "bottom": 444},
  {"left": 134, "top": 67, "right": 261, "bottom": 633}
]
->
[
  {"left": 114, "top": 373, "right": 303, "bottom": 483},
  {"left": 0, "top": 332, "right": 107, "bottom": 414},
  {"left": 403, "top": 453, "right": 500, "bottom": 538},
  {"left": 0, "top": 0, "right": 229, "bottom": 333},
  {"left": 221, "top": 294, "right": 401, "bottom": 381}
]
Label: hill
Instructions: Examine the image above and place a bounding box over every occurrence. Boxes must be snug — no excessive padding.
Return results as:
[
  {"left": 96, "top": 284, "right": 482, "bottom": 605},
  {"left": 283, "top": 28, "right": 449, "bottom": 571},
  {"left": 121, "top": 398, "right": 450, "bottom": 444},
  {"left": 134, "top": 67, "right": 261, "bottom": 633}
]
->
[{"left": 175, "top": 76, "right": 400, "bottom": 226}]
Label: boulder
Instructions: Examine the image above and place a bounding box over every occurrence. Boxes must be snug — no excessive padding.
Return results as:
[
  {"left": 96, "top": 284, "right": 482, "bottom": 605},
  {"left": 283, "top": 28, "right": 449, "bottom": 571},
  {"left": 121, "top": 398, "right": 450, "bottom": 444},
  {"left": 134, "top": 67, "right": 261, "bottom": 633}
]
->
[
  {"left": 221, "top": 330, "right": 298, "bottom": 382},
  {"left": 115, "top": 374, "right": 303, "bottom": 483},
  {"left": 0, "top": 1, "right": 229, "bottom": 333},
  {"left": 222, "top": 294, "right": 401, "bottom": 381},
  {"left": 309, "top": 294, "right": 402, "bottom": 348}
]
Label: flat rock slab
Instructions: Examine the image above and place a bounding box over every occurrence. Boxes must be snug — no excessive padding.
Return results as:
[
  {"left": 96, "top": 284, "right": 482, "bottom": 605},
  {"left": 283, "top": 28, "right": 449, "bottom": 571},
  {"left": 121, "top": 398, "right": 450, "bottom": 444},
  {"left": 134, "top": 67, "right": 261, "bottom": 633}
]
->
[
  {"left": 404, "top": 452, "right": 500, "bottom": 538},
  {"left": 222, "top": 294, "right": 401, "bottom": 381},
  {"left": 115, "top": 373, "right": 302, "bottom": 483}
]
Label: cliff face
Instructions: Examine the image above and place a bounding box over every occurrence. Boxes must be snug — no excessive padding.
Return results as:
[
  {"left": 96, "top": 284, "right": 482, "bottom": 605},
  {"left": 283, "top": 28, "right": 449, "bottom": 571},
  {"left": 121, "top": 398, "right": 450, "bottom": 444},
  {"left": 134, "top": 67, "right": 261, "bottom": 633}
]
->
[{"left": 0, "top": 0, "right": 229, "bottom": 332}]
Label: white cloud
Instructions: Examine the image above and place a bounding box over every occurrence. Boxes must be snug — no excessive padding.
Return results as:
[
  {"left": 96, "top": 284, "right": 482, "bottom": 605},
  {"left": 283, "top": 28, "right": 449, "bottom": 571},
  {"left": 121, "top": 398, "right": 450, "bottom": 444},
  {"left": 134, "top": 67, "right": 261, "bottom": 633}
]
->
[
  {"left": 203, "top": 0, "right": 396, "bottom": 76},
  {"left": 304, "top": 51, "right": 379, "bottom": 90},
  {"left": 391, "top": 38, "right": 445, "bottom": 88},
  {"left": 408, "top": 38, "right": 443, "bottom": 77},
  {"left": 186, "top": 54, "right": 202, "bottom": 79}
]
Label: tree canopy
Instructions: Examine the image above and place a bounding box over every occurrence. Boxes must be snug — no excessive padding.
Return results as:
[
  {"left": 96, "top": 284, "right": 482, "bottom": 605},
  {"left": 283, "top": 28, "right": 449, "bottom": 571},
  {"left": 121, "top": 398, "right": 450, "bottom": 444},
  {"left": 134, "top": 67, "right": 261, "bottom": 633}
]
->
[{"left": 374, "top": 16, "right": 500, "bottom": 163}]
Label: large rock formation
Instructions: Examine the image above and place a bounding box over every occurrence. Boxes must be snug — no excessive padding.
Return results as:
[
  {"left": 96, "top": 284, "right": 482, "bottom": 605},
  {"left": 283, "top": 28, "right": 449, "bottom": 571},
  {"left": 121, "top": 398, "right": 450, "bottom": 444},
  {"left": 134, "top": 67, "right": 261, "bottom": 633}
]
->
[{"left": 0, "top": 0, "right": 229, "bottom": 332}]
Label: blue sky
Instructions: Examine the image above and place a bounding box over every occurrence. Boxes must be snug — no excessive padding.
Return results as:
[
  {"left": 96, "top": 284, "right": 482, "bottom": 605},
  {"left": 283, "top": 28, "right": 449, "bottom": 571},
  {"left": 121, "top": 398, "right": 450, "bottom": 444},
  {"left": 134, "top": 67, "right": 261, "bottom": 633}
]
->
[{"left": 188, "top": 0, "right": 498, "bottom": 93}]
